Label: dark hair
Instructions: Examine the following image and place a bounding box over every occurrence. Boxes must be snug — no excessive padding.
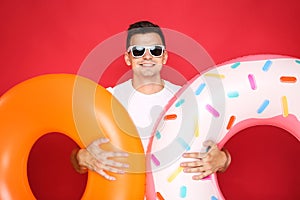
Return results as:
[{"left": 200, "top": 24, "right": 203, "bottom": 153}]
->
[{"left": 126, "top": 21, "right": 166, "bottom": 49}]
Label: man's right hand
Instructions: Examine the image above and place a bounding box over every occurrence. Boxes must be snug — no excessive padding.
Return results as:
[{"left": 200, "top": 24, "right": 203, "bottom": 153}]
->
[{"left": 75, "top": 138, "right": 130, "bottom": 181}]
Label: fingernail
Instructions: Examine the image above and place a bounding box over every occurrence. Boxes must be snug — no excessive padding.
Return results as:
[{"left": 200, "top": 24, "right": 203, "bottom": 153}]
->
[{"left": 103, "top": 138, "right": 110, "bottom": 142}]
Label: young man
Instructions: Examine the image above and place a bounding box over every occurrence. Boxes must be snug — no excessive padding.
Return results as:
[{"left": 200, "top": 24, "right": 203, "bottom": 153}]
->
[{"left": 71, "top": 21, "right": 230, "bottom": 182}]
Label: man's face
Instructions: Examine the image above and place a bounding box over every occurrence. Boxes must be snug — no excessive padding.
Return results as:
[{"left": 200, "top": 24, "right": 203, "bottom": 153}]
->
[{"left": 124, "top": 32, "right": 168, "bottom": 78}]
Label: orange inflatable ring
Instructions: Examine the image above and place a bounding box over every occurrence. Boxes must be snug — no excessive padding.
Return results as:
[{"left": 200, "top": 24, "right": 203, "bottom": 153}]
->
[{"left": 0, "top": 74, "right": 145, "bottom": 199}]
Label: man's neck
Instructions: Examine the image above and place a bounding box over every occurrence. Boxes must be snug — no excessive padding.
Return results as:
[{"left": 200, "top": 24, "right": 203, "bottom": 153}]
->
[{"left": 132, "top": 77, "right": 164, "bottom": 94}]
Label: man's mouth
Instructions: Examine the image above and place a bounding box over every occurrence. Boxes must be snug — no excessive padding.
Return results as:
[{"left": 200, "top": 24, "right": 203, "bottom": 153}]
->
[{"left": 140, "top": 63, "right": 155, "bottom": 67}]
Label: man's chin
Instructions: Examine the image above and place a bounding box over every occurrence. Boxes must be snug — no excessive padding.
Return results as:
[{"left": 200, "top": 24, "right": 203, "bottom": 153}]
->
[{"left": 140, "top": 70, "right": 157, "bottom": 76}]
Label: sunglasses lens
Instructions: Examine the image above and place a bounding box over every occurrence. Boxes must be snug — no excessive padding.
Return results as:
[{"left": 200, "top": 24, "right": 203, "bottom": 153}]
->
[
  {"left": 132, "top": 46, "right": 146, "bottom": 57},
  {"left": 150, "top": 46, "right": 163, "bottom": 57}
]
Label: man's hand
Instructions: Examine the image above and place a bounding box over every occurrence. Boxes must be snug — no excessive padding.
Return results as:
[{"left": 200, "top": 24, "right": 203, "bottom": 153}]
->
[
  {"left": 77, "top": 138, "right": 129, "bottom": 181},
  {"left": 180, "top": 140, "right": 230, "bottom": 180}
]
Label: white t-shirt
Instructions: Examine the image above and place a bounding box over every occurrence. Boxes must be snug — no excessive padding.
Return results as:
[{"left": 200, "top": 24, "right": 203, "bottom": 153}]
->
[{"left": 107, "top": 79, "right": 181, "bottom": 151}]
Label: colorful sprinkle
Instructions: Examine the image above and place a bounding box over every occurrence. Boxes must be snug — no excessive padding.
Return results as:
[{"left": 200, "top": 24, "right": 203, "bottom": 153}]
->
[
  {"left": 204, "top": 73, "right": 225, "bottom": 79},
  {"left": 177, "top": 137, "right": 191, "bottom": 150},
  {"left": 262, "top": 60, "right": 272, "bottom": 71},
  {"left": 257, "top": 99, "right": 270, "bottom": 114},
  {"left": 211, "top": 196, "right": 218, "bottom": 200},
  {"left": 156, "top": 130, "right": 161, "bottom": 139},
  {"left": 205, "top": 104, "right": 220, "bottom": 117},
  {"left": 231, "top": 62, "right": 240, "bottom": 69},
  {"left": 281, "top": 96, "right": 289, "bottom": 117},
  {"left": 151, "top": 154, "right": 160, "bottom": 166},
  {"left": 227, "top": 91, "right": 239, "bottom": 98},
  {"left": 195, "top": 83, "right": 206, "bottom": 95},
  {"left": 175, "top": 99, "right": 185, "bottom": 107},
  {"left": 280, "top": 76, "right": 297, "bottom": 83},
  {"left": 167, "top": 167, "right": 183, "bottom": 182},
  {"left": 295, "top": 60, "right": 300, "bottom": 64},
  {"left": 194, "top": 120, "right": 199, "bottom": 137},
  {"left": 164, "top": 114, "right": 177, "bottom": 120},
  {"left": 206, "top": 146, "right": 211, "bottom": 152},
  {"left": 226, "top": 115, "right": 236, "bottom": 130},
  {"left": 180, "top": 186, "right": 187, "bottom": 198},
  {"left": 248, "top": 74, "right": 257, "bottom": 90},
  {"left": 202, "top": 175, "right": 212, "bottom": 181},
  {"left": 156, "top": 192, "right": 165, "bottom": 200}
]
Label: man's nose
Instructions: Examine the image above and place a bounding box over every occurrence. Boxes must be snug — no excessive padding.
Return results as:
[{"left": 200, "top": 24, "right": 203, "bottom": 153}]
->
[{"left": 143, "top": 49, "right": 152, "bottom": 59}]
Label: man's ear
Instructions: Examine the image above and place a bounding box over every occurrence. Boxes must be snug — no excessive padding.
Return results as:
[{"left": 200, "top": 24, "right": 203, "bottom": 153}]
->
[
  {"left": 124, "top": 52, "right": 131, "bottom": 66},
  {"left": 162, "top": 51, "right": 168, "bottom": 64}
]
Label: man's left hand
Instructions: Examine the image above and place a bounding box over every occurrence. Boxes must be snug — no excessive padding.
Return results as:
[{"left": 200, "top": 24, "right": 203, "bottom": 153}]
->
[{"left": 180, "top": 140, "right": 230, "bottom": 180}]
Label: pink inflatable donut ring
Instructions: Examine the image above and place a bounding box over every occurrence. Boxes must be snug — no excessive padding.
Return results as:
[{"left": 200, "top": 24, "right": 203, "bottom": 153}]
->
[{"left": 146, "top": 55, "right": 300, "bottom": 199}]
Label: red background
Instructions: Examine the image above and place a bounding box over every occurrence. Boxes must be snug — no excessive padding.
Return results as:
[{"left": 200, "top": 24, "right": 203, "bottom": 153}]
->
[{"left": 1, "top": 0, "right": 300, "bottom": 199}]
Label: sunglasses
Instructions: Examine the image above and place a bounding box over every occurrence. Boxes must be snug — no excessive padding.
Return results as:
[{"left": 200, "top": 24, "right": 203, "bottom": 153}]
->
[{"left": 127, "top": 45, "right": 165, "bottom": 58}]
